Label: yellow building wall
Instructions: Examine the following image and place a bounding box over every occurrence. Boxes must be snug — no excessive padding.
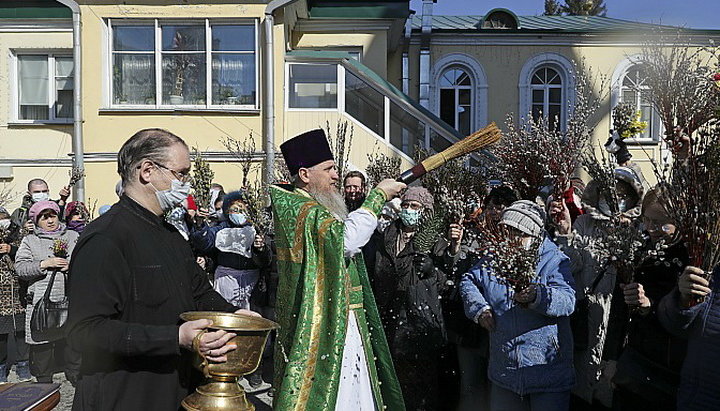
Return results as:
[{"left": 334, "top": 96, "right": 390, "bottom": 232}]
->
[
  {"left": 76, "top": 2, "right": 273, "bottom": 207},
  {"left": 293, "top": 32, "right": 389, "bottom": 79},
  {"left": 0, "top": 27, "right": 75, "bottom": 210},
  {"left": 424, "top": 43, "right": 671, "bottom": 184},
  {"left": 283, "top": 110, "right": 413, "bottom": 176}
]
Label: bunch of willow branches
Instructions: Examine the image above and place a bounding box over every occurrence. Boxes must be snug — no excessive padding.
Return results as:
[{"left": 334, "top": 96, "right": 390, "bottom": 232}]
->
[
  {"left": 645, "top": 121, "right": 720, "bottom": 292},
  {"left": 68, "top": 167, "right": 85, "bottom": 188},
  {"left": 582, "top": 147, "right": 647, "bottom": 283},
  {"left": 220, "top": 133, "right": 272, "bottom": 235},
  {"left": 365, "top": 148, "right": 402, "bottom": 187},
  {"left": 190, "top": 147, "right": 214, "bottom": 212},
  {"left": 494, "top": 60, "right": 605, "bottom": 201},
  {"left": 474, "top": 222, "right": 541, "bottom": 293},
  {"left": 640, "top": 33, "right": 720, "bottom": 145},
  {"left": 413, "top": 145, "right": 488, "bottom": 225},
  {"left": 325, "top": 120, "right": 354, "bottom": 190}
]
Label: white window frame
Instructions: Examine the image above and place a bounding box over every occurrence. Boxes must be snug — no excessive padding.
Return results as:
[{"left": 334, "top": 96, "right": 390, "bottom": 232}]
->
[
  {"left": 529, "top": 66, "right": 564, "bottom": 130},
  {"left": 518, "top": 52, "right": 575, "bottom": 132},
  {"left": 430, "top": 53, "right": 488, "bottom": 133},
  {"left": 438, "top": 66, "right": 473, "bottom": 135},
  {"left": 11, "top": 51, "right": 74, "bottom": 124},
  {"left": 285, "top": 62, "right": 341, "bottom": 112},
  {"left": 106, "top": 18, "right": 259, "bottom": 110},
  {"left": 611, "top": 57, "right": 663, "bottom": 144}
]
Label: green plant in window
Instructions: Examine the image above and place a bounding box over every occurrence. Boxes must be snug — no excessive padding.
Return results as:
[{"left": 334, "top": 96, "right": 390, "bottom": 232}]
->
[
  {"left": 168, "top": 30, "right": 198, "bottom": 101},
  {"left": 218, "top": 86, "right": 236, "bottom": 105}
]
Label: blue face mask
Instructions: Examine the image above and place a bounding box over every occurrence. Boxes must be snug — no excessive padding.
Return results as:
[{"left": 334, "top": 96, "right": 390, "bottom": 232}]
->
[
  {"left": 228, "top": 212, "right": 248, "bottom": 227},
  {"left": 399, "top": 209, "right": 421, "bottom": 227}
]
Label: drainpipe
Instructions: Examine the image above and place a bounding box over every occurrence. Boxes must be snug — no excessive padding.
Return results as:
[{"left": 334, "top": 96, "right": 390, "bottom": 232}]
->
[
  {"left": 418, "top": 0, "right": 433, "bottom": 110},
  {"left": 264, "top": 0, "right": 301, "bottom": 186},
  {"left": 57, "top": 0, "right": 84, "bottom": 202},
  {"left": 401, "top": 11, "right": 414, "bottom": 95}
]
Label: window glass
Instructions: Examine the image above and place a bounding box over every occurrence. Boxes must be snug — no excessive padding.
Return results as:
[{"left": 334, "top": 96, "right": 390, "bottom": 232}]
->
[
  {"left": 18, "top": 56, "right": 49, "bottom": 120},
  {"left": 439, "top": 66, "right": 473, "bottom": 135},
  {"left": 288, "top": 64, "right": 337, "bottom": 109},
  {"left": 345, "top": 71, "right": 384, "bottom": 136},
  {"left": 212, "top": 54, "right": 256, "bottom": 105},
  {"left": 390, "top": 100, "right": 424, "bottom": 157},
  {"left": 111, "top": 20, "right": 257, "bottom": 108},
  {"left": 212, "top": 25, "right": 255, "bottom": 51},
  {"left": 113, "top": 26, "right": 154, "bottom": 51}
]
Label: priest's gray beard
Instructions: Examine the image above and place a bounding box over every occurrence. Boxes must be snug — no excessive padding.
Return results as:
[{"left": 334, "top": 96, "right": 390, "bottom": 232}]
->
[{"left": 306, "top": 184, "right": 348, "bottom": 220}]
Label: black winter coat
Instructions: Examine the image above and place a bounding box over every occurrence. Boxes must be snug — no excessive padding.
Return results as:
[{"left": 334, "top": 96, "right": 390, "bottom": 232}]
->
[
  {"left": 369, "top": 220, "right": 448, "bottom": 356},
  {"left": 614, "top": 241, "right": 688, "bottom": 404}
]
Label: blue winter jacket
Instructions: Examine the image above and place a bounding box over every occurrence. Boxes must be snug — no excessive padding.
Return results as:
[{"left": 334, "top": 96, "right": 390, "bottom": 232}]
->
[
  {"left": 658, "top": 265, "right": 720, "bottom": 411},
  {"left": 460, "top": 236, "right": 576, "bottom": 395}
]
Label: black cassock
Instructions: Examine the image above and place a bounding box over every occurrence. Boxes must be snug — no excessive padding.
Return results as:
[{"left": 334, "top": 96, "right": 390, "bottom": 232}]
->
[{"left": 68, "top": 195, "right": 235, "bottom": 410}]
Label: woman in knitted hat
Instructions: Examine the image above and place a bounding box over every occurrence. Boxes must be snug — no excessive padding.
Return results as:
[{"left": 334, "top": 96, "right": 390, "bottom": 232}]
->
[
  {"left": 14, "top": 200, "right": 79, "bottom": 383},
  {"left": 460, "top": 200, "right": 576, "bottom": 410},
  {"left": 368, "top": 185, "right": 448, "bottom": 411}
]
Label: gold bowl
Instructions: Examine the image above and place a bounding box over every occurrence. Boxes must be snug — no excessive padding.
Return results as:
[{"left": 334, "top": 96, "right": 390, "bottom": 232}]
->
[{"left": 180, "top": 311, "right": 279, "bottom": 411}]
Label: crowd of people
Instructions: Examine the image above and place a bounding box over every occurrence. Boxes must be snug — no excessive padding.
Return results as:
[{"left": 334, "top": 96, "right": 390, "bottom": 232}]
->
[{"left": 0, "top": 127, "right": 717, "bottom": 411}]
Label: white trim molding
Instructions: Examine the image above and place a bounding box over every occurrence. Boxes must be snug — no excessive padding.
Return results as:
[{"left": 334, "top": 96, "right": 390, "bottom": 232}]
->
[
  {"left": 518, "top": 52, "right": 575, "bottom": 127},
  {"left": 430, "top": 52, "right": 488, "bottom": 131}
]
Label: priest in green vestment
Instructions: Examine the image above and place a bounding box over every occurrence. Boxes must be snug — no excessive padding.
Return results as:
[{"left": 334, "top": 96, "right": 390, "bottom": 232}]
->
[{"left": 272, "top": 129, "right": 407, "bottom": 411}]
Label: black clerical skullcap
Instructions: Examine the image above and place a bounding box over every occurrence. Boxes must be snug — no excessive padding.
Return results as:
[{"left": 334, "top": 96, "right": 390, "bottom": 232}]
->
[{"left": 280, "top": 129, "right": 334, "bottom": 177}]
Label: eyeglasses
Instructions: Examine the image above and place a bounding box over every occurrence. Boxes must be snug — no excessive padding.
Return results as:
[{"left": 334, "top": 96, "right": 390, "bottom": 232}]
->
[
  {"left": 153, "top": 162, "right": 191, "bottom": 183},
  {"left": 400, "top": 202, "right": 423, "bottom": 211},
  {"left": 227, "top": 205, "right": 247, "bottom": 214},
  {"left": 642, "top": 217, "right": 674, "bottom": 233}
]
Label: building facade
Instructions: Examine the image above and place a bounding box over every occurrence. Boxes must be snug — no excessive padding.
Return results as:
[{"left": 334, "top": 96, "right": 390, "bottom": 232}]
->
[{"left": 1, "top": 1, "right": 719, "bottom": 209}]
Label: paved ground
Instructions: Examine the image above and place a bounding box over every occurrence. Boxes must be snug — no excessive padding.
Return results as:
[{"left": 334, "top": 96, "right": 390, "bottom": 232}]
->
[{"left": 5, "top": 366, "right": 274, "bottom": 410}]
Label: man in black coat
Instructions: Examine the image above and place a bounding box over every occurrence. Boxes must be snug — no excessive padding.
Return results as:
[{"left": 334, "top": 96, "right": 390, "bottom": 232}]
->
[{"left": 67, "top": 129, "right": 252, "bottom": 410}]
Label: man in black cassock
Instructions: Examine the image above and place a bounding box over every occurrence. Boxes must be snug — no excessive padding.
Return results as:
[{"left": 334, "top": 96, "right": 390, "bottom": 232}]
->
[{"left": 67, "top": 129, "right": 249, "bottom": 410}]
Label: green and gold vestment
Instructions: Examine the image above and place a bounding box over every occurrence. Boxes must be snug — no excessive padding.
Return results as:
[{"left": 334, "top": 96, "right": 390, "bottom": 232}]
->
[{"left": 271, "top": 185, "right": 405, "bottom": 411}]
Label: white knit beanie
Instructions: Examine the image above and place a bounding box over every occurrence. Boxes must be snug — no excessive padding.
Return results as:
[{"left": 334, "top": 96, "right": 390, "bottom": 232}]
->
[{"left": 500, "top": 200, "right": 546, "bottom": 238}]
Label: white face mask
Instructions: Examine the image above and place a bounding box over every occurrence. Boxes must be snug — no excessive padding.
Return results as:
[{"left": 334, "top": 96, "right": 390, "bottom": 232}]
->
[
  {"left": 151, "top": 168, "right": 192, "bottom": 213},
  {"left": 0, "top": 220, "right": 10, "bottom": 230},
  {"left": 31, "top": 192, "right": 50, "bottom": 203},
  {"left": 154, "top": 179, "right": 191, "bottom": 213}
]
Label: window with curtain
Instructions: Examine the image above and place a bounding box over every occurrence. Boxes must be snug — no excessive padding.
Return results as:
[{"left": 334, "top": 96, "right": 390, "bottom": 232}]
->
[
  {"left": 620, "top": 65, "right": 661, "bottom": 141},
  {"left": 17, "top": 54, "right": 74, "bottom": 122},
  {"left": 530, "top": 66, "right": 563, "bottom": 131},
  {"left": 439, "top": 67, "right": 472, "bottom": 136},
  {"left": 111, "top": 20, "right": 257, "bottom": 108}
]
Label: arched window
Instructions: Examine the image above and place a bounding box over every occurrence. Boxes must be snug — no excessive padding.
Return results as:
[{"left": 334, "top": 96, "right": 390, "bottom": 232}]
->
[
  {"left": 530, "top": 66, "right": 563, "bottom": 131},
  {"left": 619, "top": 65, "right": 660, "bottom": 141},
  {"left": 439, "top": 67, "right": 472, "bottom": 136}
]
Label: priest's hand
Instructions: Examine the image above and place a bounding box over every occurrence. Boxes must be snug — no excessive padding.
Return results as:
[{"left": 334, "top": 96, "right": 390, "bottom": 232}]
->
[
  {"left": 179, "top": 319, "right": 237, "bottom": 363},
  {"left": 376, "top": 179, "right": 406, "bottom": 200}
]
